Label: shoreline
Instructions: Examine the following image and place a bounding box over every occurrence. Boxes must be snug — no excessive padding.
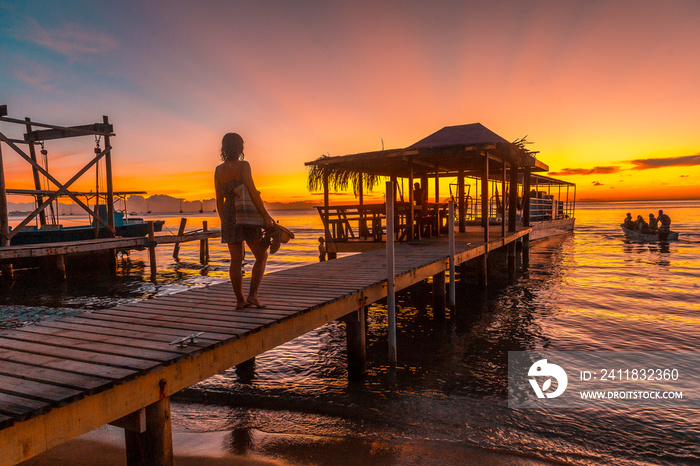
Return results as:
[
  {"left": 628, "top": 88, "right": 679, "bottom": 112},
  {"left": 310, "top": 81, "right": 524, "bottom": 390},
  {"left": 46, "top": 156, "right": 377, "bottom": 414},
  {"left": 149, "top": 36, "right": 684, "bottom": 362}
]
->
[{"left": 18, "top": 424, "right": 562, "bottom": 466}]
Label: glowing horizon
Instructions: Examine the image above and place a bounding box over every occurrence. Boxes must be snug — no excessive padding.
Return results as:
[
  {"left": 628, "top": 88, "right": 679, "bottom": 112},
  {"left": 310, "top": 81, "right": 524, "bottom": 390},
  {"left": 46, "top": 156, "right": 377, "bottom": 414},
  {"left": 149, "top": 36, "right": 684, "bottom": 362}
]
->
[{"left": 2, "top": 1, "right": 699, "bottom": 205}]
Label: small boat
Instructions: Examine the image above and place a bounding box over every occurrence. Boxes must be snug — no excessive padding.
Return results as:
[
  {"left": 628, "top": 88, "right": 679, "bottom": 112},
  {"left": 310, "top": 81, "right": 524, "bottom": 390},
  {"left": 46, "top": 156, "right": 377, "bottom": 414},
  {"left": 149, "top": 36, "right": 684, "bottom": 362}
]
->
[
  {"left": 620, "top": 224, "right": 679, "bottom": 242},
  {"left": 10, "top": 207, "right": 165, "bottom": 245}
]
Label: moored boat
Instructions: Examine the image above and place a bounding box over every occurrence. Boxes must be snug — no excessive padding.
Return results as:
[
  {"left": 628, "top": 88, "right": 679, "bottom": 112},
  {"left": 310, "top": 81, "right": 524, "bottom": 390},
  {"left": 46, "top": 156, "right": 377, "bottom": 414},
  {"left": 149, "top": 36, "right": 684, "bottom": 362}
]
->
[
  {"left": 10, "top": 207, "right": 164, "bottom": 245},
  {"left": 620, "top": 224, "right": 679, "bottom": 242}
]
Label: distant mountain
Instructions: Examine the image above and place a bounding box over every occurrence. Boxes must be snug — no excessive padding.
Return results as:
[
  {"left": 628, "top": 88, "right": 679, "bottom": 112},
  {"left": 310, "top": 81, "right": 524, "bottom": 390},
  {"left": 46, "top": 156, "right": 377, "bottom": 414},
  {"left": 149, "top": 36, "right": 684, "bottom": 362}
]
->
[{"left": 6, "top": 195, "right": 317, "bottom": 216}]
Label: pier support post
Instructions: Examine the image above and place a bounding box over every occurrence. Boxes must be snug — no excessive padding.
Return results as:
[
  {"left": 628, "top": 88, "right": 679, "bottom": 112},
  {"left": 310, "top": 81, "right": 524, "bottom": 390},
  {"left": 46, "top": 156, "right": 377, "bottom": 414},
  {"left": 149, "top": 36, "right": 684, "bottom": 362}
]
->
[
  {"left": 448, "top": 199, "right": 456, "bottom": 309},
  {"left": 344, "top": 308, "right": 367, "bottom": 379},
  {"left": 522, "top": 234, "right": 530, "bottom": 269},
  {"left": 432, "top": 272, "right": 446, "bottom": 319},
  {"left": 148, "top": 221, "right": 157, "bottom": 281},
  {"left": 477, "top": 253, "right": 488, "bottom": 287},
  {"left": 56, "top": 254, "right": 67, "bottom": 281},
  {"left": 235, "top": 357, "right": 256, "bottom": 382},
  {"left": 200, "top": 221, "right": 208, "bottom": 265},
  {"left": 125, "top": 397, "right": 173, "bottom": 466},
  {"left": 0, "top": 263, "right": 13, "bottom": 281},
  {"left": 172, "top": 218, "right": 187, "bottom": 259},
  {"left": 507, "top": 242, "right": 516, "bottom": 279}
]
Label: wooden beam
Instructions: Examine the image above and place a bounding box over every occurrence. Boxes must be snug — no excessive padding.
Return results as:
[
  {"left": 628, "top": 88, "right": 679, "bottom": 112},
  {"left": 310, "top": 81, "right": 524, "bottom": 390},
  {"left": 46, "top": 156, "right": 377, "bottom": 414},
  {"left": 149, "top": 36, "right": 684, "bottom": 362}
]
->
[
  {"left": 458, "top": 168, "right": 465, "bottom": 233},
  {"left": 0, "top": 139, "right": 8, "bottom": 247},
  {"left": 24, "top": 123, "right": 114, "bottom": 143},
  {"left": 103, "top": 116, "right": 115, "bottom": 236},
  {"left": 408, "top": 159, "right": 414, "bottom": 241},
  {"left": 0, "top": 134, "right": 114, "bottom": 237},
  {"left": 172, "top": 218, "right": 188, "bottom": 259},
  {"left": 24, "top": 118, "right": 47, "bottom": 226},
  {"left": 109, "top": 408, "right": 146, "bottom": 433}
]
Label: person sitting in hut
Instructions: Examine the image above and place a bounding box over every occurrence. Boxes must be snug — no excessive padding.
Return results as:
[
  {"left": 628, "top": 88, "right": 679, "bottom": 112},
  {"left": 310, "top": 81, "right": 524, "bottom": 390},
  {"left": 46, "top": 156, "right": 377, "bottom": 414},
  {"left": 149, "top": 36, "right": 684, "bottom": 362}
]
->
[
  {"left": 623, "top": 213, "right": 635, "bottom": 230},
  {"left": 318, "top": 236, "right": 326, "bottom": 262},
  {"left": 413, "top": 182, "right": 427, "bottom": 206},
  {"left": 657, "top": 209, "right": 671, "bottom": 240},
  {"left": 648, "top": 213, "right": 658, "bottom": 232}
]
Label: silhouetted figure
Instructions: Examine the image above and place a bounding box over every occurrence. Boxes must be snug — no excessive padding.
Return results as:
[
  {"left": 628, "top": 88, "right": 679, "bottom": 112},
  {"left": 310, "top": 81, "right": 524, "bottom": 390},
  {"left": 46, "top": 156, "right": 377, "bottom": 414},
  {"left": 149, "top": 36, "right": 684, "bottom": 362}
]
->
[
  {"left": 413, "top": 182, "right": 427, "bottom": 206},
  {"left": 657, "top": 209, "right": 671, "bottom": 241},
  {"left": 318, "top": 236, "right": 326, "bottom": 261},
  {"left": 637, "top": 215, "right": 650, "bottom": 234},
  {"left": 215, "top": 132, "right": 274, "bottom": 309},
  {"left": 623, "top": 212, "right": 635, "bottom": 230},
  {"left": 648, "top": 213, "right": 658, "bottom": 232}
]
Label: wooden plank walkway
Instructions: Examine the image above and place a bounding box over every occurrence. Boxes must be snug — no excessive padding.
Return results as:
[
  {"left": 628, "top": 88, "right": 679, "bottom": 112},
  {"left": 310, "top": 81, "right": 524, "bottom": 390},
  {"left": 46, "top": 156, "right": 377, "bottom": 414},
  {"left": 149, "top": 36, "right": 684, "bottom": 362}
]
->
[
  {"left": 0, "top": 231, "right": 217, "bottom": 260},
  {"left": 0, "top": 227, "right": 530, "bottom": 465}
]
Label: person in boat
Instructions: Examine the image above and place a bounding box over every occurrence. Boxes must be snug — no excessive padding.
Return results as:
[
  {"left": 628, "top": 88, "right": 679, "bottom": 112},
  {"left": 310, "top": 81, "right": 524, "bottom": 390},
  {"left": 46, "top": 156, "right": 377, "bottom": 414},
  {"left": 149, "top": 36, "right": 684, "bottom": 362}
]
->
[
  {"left": 648, "top": 213, "right": 658, "bottom": 232},
  {"left": 657, "top": 209, "right": 671, "bottom": 241},
  {"left": 623, "top": 213, "right": 635, "bottom": 230},
  {"left": 215, "top": 132, "right": 275, "bottom": 309},
  {"left": 636, "top": 215, "right": 650, "bottom": 234}
]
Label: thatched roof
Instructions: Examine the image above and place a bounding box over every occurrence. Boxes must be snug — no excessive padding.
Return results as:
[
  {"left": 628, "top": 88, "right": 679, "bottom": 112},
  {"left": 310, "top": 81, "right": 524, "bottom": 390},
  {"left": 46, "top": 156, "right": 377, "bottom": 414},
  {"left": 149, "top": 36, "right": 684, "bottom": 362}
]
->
[
  {"left": 305, "top": 123, "right": 549, "bottom": 192},
  {"left": 409, "top": 123, "right": 511, "bottom": 148}
]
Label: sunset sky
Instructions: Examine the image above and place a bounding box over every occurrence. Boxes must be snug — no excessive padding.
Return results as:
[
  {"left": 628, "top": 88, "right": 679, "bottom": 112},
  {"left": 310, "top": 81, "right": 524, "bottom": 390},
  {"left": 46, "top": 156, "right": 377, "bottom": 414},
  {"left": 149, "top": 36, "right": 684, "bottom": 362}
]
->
[{"left": 2, "top": 0, "right": 699, "bottom": 204}]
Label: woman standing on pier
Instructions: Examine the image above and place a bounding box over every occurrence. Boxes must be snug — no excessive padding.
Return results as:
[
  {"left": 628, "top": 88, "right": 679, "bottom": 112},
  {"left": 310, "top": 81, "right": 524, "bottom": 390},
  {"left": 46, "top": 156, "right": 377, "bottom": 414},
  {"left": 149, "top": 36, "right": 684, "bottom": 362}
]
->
[{"left": 215, "top": 133, "right": 274, "bottom": 309}]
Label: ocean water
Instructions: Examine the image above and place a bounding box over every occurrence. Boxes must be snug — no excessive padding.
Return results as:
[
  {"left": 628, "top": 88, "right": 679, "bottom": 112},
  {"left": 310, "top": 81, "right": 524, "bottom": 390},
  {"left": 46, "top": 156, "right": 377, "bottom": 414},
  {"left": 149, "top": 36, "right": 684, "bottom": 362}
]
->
[{"left": 2, "top": 200, "right": 700, "bottom": 465}]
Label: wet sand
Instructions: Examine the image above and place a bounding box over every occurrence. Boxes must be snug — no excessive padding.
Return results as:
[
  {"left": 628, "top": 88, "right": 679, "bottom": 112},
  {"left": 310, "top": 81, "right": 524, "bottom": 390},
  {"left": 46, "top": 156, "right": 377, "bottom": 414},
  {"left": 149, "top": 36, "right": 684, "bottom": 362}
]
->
[{"left": 19, "top": 425, "right": 561, "bottom": 466}]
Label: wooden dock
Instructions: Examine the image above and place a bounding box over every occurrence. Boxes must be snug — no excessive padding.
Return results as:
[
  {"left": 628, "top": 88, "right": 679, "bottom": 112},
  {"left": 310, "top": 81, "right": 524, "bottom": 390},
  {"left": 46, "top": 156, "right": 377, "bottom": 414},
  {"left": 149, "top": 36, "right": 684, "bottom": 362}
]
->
[{"left": 0, "top": 227, "right": 531, "bottom": 465}]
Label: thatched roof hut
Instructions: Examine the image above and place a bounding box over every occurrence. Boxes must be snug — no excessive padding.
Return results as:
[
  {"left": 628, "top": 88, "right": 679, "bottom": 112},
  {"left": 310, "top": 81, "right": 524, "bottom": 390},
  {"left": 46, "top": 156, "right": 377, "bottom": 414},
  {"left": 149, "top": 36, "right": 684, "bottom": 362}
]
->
[{"left": 306, "top": 123, "right": 548, "bottom": 193}]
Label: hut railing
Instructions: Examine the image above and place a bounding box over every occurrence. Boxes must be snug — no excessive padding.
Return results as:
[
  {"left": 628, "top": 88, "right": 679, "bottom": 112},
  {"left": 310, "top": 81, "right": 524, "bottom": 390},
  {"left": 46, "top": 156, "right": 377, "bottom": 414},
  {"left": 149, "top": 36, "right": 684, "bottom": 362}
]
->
[{"left": 315, "top": 202, "right": 450, "bottom": 244}]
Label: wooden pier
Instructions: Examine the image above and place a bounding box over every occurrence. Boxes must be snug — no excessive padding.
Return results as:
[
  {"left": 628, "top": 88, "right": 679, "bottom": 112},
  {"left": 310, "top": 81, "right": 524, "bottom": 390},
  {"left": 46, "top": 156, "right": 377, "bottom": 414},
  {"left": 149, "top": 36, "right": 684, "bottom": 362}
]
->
[{"left": 0, "top": 227, "right": 530, "bottom": 465}]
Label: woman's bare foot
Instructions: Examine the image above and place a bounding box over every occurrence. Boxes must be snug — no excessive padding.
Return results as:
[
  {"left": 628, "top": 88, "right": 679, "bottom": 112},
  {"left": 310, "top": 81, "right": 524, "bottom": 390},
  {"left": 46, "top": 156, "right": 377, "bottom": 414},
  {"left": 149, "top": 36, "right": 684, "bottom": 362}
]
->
[
  {"left": 236, "top": 299, "right": 250, "bottom": 310},
  {"left": 246, "top": 296, "right": 266, "bottom": 308}
]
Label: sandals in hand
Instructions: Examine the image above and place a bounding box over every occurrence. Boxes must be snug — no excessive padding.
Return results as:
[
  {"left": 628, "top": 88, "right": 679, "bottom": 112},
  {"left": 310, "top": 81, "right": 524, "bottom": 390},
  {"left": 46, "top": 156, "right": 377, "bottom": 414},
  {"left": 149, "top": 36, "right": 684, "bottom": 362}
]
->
[{"left": 268, "top": 224, "right": 295, "bottom": 254}]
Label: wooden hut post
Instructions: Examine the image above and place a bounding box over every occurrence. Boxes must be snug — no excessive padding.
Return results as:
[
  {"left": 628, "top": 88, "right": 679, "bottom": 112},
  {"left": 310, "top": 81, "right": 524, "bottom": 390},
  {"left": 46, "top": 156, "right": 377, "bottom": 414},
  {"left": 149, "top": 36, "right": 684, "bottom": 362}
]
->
[
  {"left": 124, "top": 397, "right": 174, "bottom": 466},
  {"left": 103, "top": 116, "right": 115, "bottom": 236},
  {"left": 385, "top": 180, "right": 397, "bottom": 366},
  {"left": 522, "top": 170, "right": 531, "bottom": 268},
  {"left": 458, "top": 167, "right": 465, "bottom": 233},
  {"left": 481, "top": 153, "right": 489, "bottom": 242},
  {"left": 501, "top": 160, "right": 506, "bottom": 239},
  {"left": 508, "top": 165, "right": 518, "bottom": 232},
  {"left": 434, "top": 161, "right": 440, "bottom": 237},
  {"left": 358, "top": 172, "right": 367, "bottom": 238},
  {"left": 24, "top": 118, "right": 47, "bottom": 226},
  {"left": 507, "top": 165, "right": 519, "bottom": 277},
  {"left": 408, "top": 158, "right": 414, "bottom": 240},
  {"left": 323, "top": 170, "right": 336, "bottom": 260},
  {"left": 479, "top": 152, "right": 489, "bottom": 286}
]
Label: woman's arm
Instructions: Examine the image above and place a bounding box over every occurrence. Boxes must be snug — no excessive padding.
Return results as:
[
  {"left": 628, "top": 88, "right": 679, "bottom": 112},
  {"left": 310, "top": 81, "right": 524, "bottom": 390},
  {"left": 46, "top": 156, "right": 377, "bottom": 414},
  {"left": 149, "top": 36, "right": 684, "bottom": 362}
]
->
[
  {"left": 242, "top": 162, "right": 274, "bottom": 228},
  {"left": 214, "top": 166, "right": 225, "bottom": 219}
]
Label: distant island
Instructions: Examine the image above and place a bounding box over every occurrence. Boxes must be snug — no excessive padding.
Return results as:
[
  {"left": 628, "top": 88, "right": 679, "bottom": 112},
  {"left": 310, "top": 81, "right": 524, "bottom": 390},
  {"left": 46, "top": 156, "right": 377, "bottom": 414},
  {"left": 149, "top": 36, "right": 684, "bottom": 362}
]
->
[{"left": 6, "top": 194, "right": 317, "bottom": 216}]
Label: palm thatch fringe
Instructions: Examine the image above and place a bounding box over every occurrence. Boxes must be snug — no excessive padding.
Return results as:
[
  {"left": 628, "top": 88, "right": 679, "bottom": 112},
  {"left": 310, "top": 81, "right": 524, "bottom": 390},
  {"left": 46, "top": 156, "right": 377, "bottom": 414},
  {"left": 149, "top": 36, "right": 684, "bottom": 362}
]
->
[{"left": 307, "top": 156, "right": 382, "bottom": 197}]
